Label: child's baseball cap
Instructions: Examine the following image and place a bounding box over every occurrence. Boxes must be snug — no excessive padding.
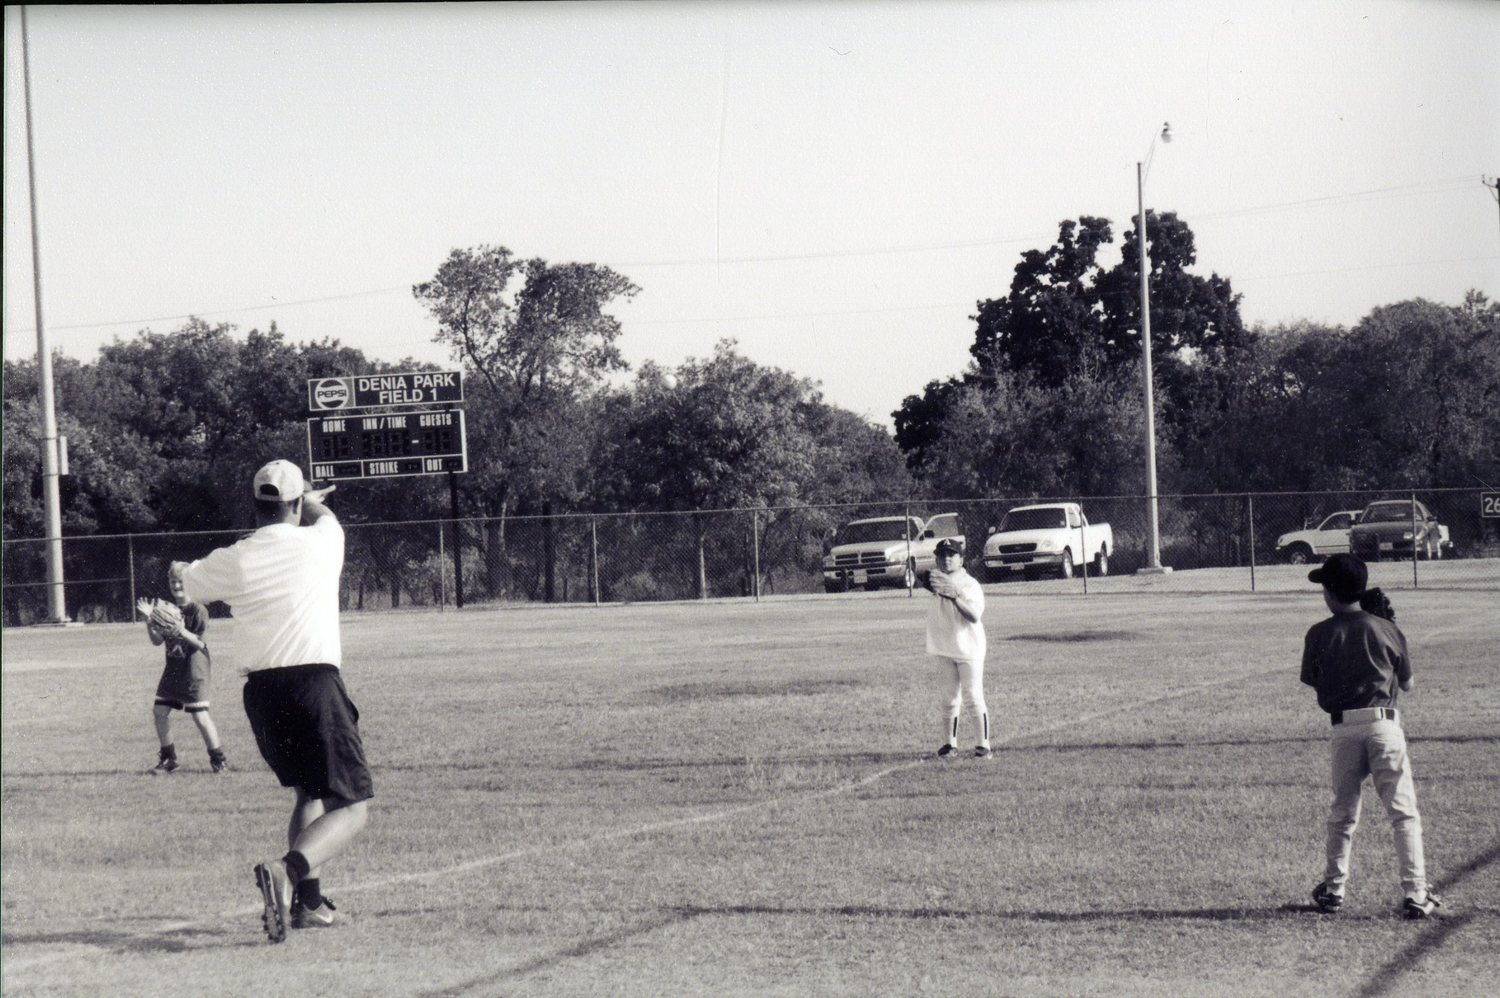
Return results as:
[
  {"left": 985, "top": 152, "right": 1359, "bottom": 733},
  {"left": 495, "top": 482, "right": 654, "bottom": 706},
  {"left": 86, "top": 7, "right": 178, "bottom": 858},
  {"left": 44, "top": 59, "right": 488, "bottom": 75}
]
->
[
  {"left": 1309, "top": 553, "right": 1367, "bottom": 601},
  {"left": 252, "top": 460, "right": 305, "bottom": 501},
  {"left": 935, "top": 537, "right": 965, "bottom": 556}
]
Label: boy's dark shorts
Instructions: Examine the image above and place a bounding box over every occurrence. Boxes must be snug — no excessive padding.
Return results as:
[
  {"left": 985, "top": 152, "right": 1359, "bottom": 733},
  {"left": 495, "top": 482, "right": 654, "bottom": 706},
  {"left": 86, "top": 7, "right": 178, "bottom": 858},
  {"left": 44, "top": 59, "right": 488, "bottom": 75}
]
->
[{"left": 243, "top": 664, "right": 374, "bottom": 802}]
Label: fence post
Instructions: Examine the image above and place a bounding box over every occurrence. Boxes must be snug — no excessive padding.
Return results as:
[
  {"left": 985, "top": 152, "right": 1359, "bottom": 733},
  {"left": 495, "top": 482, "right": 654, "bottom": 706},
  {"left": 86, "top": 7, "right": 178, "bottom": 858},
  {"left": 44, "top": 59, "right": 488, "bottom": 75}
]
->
[
  {"left": 1248, "top": 493, "right": 1257, "bottom": 592},
  {"left": 1078, "top": 509, "right": 1088, "bottom": 594},
  {"left": 1411, "top": 490, "right": 1420, "bottom": 589},
  {"left": 449, "top": 472, "right": 465, "bottom": 609},
  {"left": 543, "top": 499, "right": 556, "bottom": 603},
  {"left": 752, "top": 509, "right": 761, "bottom": 602},
  {"left": 127, "top": 534, "right": 137, "bottom": 620},
  {"left": 905, "top": 499, "right": 914, "bottom": 597},
  {"left": 590, "top": 515, "right": 600, "bottom": 606},
  {"left": 437, "top": 520, "right": 447, "bottom": 611}
]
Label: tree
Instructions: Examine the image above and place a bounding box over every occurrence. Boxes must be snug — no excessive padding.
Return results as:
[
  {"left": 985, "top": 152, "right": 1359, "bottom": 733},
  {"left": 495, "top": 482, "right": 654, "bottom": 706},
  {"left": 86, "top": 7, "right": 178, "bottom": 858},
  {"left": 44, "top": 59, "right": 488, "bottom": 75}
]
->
[
  {"left": 898, "top": 211, "right": 1245, "bottom": 497},
  {"left": 413, "top": 246, "right": 639, "bottom": 517},
  {"left": 970, "top": 217, "right": 1115, "bottom": 386},
  {"left": 413, "top": 245, "right": 639, "bottom": 598},
  {"left": 1337, "top": 295, "right": 1500, "bottom": 488}
]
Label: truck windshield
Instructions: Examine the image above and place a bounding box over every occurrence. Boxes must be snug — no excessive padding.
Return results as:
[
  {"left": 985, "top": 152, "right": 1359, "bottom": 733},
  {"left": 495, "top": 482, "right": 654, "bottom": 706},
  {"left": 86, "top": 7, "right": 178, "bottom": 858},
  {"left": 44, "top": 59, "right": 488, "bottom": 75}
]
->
[
  {"left": 1362, "top": 503, "right": 1418, "bottom": 523},
  {"left": 999, "top": 508, "right": 1068, "bottom": 531},
  {"left": 836, "top": 521, "right": 912, "bottom": 543}
]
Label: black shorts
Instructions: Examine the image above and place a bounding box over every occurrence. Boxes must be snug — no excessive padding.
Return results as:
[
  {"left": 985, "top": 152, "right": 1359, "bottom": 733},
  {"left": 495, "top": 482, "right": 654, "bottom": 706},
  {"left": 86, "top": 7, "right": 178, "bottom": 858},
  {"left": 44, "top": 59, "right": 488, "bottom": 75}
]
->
[{"left": 243, "top": 664, "right": 374, "bottom": 802}]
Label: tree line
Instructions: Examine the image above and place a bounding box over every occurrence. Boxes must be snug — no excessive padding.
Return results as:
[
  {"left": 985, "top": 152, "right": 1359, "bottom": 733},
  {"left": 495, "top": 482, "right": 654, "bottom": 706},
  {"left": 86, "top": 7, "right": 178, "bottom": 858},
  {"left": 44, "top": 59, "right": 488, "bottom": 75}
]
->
[{"left": 5, "top": 217, "right": 1499, "bottom": 546}]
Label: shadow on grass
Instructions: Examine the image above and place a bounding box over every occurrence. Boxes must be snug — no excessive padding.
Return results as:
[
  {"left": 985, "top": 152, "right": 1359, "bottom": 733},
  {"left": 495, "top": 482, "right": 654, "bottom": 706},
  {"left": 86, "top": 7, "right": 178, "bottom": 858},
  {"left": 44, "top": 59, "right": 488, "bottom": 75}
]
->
[
  {"left": 640, "top": 678, "right": 870, "bottom": 705},
  {"left": 674, "top": 902, "right": 1322, "bottom": 924},
  {"left": 1003, "top": 630, "right": 1142, "bottom": 642},
  {"left": 568, "top": 750, "right": 916, "bottom": 772},
  {"left": 418, "top": 901, "right": 1333, "bottom": 995},
  {"left": 1, "top": 924, "right": 253, "bottom": 956},
  {"left": 1349, "top": 838, "right": 1500, "bottom": 998},
  {"left": 417, "top": 911, "right": 686, "bottom": 997},
  {"left": 1011, "top": 733, "right": 1499, "bottom": 753}
]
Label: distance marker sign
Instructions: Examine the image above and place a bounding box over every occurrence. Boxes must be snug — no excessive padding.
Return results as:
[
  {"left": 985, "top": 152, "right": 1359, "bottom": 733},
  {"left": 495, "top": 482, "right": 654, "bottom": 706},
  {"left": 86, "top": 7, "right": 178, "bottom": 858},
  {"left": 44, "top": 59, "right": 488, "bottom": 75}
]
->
[
  {"left": 307, "top": 409, "right": 468, "bottom": 482},
  {"left": 308, "top": 371, "right": 464, "bottom": 411}
]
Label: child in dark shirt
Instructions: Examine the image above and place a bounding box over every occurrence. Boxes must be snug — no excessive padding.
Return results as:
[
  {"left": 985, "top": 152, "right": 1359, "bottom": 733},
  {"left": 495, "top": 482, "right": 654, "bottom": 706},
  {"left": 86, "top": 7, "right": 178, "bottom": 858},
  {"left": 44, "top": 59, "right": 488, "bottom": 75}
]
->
[
  {"left": 1301, "top": 554, "right": 1440, "bottom": 919},
  {"left": 142, "top": 598, "right": 229, "bottom": 774}
]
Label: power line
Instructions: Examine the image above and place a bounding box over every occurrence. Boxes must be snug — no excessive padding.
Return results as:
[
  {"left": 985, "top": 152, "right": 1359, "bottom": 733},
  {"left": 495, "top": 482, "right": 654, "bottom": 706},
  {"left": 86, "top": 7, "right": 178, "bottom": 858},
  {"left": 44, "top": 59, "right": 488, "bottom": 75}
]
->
[{"left": 4, "top": 176, "right": 1492, "bottom": 339}]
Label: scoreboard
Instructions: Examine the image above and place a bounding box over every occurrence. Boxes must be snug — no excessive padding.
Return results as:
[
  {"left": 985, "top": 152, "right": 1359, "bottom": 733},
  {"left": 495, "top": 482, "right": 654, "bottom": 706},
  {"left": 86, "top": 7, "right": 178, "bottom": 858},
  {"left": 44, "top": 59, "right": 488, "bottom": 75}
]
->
[{"left": 307, "top": 409, "right": 467, "bottom": 482}]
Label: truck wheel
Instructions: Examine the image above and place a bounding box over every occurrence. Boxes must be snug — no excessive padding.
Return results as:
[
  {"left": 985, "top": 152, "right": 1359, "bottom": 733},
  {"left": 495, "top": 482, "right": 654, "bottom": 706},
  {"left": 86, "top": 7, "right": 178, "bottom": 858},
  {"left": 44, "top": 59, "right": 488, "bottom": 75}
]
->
[
  {"left": 1285, "top": 544, "right": 1313, "bottom": 565},
  {"left": 823, "top": 581, "right": 842, "bottom": 594},
  {"left": 1094, "top": 548, "right": 1109, "bottom": 576},
  {"left": 902, "top": 559, "right": 916, "bottom": 590},
  {"left": 1058, "top": 549, "right": 1074, "bottom": 579}
]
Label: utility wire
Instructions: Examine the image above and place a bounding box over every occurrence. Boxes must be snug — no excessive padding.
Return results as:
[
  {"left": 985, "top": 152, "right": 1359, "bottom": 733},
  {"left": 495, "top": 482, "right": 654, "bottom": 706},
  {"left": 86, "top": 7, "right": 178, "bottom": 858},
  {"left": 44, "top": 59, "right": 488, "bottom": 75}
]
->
[{"left": 4, "top": 176, "right": 1492, "bottom": 339}]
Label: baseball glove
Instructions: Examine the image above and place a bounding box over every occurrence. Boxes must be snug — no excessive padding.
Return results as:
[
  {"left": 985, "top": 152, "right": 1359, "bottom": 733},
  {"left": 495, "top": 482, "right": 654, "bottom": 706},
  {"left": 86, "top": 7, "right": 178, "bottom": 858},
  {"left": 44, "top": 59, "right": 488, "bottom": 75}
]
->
[
  {"left": 1359, "top": 587, "right": 1396, "bottom": 622},
  {"left": 140, "top": 598, "right": 185, "bottom": 636}
]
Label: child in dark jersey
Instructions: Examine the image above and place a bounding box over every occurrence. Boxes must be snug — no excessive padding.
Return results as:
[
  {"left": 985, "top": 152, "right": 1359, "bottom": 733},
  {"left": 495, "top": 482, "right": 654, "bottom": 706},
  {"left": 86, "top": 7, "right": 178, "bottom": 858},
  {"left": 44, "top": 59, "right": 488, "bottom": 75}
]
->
[
  {"left": 145, "top": 599, "right": 229, "bottom": 774},
  {"left": 1301, "top": 554, "right": 1440, "bottom": 919}
]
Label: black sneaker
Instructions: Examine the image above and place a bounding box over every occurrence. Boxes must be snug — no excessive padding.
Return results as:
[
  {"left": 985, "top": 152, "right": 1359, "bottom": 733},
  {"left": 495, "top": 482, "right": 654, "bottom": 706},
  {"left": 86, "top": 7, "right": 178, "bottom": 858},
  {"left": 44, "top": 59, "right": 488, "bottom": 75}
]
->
[
  {"left": 292, "top": 897, "right": 337, "bottom": 929},
  {"left": 1311, "top": 881, "right": 1344, "bottom": 913},
  {"left": 1402, "top": 892, "right": 1442, "bottom": 920},
  {"left": 149, "top": 757, "right": 179, "bottom": 776},
  {"left": 211, "top": 758, "right": 231, "bottom": 774},
  {"left": 936, "top": 744, "right": 956, "bottom": 758},
  {"left": 973, "top": 746, "right": 993, "bottom": 759}
]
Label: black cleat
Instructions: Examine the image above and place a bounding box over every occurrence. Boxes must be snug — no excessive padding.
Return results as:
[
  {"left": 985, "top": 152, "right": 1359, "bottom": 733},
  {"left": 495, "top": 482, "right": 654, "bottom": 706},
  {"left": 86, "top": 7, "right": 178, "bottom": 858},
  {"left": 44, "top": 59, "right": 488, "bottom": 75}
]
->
[
  {"left": 1311, "top": 881, "right": 1344, "bottom": 913},
  {"left": 292, "top": 896, "right": 337, "bottom": 929},
  {"left": 254, "top": 860, "right": 293, "bottom": 943},
  {"left": 936, "top": 744, "right": 956, "bottom": 758},
  {"left": 1402, "top": 892, "right": 1442, "bottom": 920}
]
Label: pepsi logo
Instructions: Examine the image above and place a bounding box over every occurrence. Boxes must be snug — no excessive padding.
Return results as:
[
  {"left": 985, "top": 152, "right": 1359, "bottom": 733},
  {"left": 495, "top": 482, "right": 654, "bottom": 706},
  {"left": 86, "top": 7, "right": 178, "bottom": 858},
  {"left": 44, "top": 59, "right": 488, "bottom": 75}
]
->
[{"left": 313, "top": 378, "right": 351, "bottom": 409}]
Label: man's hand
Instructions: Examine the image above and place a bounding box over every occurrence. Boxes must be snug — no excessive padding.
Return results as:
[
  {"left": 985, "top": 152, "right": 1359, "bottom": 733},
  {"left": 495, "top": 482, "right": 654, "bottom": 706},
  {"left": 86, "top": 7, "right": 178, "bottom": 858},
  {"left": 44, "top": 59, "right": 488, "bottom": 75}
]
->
[{"left": 303, "top": 484, "right": 337, "bottom": 504}]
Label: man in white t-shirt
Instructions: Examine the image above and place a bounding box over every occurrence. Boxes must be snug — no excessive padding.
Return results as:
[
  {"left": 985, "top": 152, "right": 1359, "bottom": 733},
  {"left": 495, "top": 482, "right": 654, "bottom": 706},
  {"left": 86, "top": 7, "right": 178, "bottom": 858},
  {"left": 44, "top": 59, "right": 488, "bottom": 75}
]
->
[
  {"left": 170, "top": 460, "right": 372, "bottom": 943},
  {"left": 924, "top": 537, "right": 991, "bottom": 758}
]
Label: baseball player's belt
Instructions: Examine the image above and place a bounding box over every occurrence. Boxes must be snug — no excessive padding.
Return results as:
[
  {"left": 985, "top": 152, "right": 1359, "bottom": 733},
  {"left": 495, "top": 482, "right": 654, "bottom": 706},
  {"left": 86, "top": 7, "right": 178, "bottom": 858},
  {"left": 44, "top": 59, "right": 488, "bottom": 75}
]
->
[{"left": 1331, "top": 707, "right": 1399, "bottom": 726}]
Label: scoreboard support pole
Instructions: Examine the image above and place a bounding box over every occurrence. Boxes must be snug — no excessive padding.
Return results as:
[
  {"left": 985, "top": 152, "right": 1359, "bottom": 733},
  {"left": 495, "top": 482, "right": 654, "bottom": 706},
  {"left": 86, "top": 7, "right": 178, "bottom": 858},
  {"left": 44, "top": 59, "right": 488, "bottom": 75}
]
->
[{"left": 449, "top": 471, "right": 465, "bottom": 609}]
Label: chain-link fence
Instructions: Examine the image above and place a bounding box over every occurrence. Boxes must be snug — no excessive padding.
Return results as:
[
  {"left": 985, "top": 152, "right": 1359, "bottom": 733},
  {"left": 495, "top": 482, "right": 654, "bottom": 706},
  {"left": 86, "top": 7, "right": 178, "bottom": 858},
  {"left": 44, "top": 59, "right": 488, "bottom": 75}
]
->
[{"left": 4, "top": 489, "right": 1498, "bottom": 624}]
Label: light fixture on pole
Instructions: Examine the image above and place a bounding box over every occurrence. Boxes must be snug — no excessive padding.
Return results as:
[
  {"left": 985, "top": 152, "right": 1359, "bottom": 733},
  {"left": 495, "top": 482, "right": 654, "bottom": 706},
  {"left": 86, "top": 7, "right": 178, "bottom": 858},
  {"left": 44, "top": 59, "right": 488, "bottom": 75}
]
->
[{"left": 1136, "top": 121, "right": 1172, "bottom": 575}]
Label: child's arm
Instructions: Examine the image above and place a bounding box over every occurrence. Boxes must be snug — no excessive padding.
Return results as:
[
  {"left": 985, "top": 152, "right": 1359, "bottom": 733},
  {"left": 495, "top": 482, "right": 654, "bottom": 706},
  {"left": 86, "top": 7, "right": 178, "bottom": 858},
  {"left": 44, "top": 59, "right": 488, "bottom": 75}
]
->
[
  {"left": 930, "top": 575, "right": 982, "bottom": 624},
  {"left": 172, "top": 630, "right": 207, "bottom": 654},
  {"left": 949, "top": 591, "right": 982, "bottom": 624}
]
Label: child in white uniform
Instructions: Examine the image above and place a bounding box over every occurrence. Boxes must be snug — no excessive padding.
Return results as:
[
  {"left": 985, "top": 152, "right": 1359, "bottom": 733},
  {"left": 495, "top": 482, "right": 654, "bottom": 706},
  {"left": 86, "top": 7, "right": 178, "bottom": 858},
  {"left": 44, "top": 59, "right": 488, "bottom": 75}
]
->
[{"left": 924, "top": 538, "right": 991, "bottom": 758}]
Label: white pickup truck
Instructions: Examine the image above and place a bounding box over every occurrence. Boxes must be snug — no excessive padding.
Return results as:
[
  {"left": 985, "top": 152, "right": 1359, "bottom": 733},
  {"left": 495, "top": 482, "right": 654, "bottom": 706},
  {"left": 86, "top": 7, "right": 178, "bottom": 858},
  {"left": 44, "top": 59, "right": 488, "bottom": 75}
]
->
[
  {"left": 1275, "top": 510, "right": 1363, "bottom": 564},
  {"left": 980, "top": 503, "right": 1112, "bottom": 581},
  {"left": 822, "top": 512, "right": 962, "bottom": 592}
]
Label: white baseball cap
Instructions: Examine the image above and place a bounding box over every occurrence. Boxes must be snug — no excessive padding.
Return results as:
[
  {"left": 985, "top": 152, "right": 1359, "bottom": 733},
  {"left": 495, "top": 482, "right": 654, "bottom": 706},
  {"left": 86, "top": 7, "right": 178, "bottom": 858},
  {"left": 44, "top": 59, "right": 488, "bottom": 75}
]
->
[{"left": 252, "top": 460, "right": 305, "bottom": 501}]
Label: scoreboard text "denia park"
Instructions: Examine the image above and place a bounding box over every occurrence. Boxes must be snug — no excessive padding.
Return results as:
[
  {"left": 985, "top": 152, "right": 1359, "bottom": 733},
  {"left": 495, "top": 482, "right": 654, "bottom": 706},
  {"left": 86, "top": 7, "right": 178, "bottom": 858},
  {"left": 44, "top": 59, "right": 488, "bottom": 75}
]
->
[{"left": 305, "top": 370, "right": 468, "bottom": 483}]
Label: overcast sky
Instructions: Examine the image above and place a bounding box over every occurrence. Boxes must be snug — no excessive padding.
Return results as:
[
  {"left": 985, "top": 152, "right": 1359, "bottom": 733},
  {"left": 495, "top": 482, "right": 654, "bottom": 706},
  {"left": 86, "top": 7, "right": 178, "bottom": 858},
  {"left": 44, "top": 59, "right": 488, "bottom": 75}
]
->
[{"left": 5, "top": 1, "right": 1498, "bottom": 426}]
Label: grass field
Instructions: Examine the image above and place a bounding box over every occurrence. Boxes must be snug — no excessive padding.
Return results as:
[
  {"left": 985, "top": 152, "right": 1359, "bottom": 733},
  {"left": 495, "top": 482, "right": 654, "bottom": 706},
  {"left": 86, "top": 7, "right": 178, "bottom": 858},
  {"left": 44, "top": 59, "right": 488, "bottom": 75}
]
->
[{"left": 3, "top": 580, "right": 1498, "bottom": 997}]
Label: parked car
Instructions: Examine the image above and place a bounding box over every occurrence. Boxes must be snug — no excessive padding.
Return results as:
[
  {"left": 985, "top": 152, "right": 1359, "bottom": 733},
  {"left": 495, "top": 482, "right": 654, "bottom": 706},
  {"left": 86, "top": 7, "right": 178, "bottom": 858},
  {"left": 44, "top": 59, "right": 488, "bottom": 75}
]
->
[
  {"left": 821, "top": 513, "right": 962, "bottom": 592},
  {"left": 979, "top": 503, "right": 1112, "bottom": 581},
  {"left": 1349, "top": 500, "right": 1449, "bottom": 562},
  {"left": 1275, "top": 510, "right": 1363, "bottom": 564}
]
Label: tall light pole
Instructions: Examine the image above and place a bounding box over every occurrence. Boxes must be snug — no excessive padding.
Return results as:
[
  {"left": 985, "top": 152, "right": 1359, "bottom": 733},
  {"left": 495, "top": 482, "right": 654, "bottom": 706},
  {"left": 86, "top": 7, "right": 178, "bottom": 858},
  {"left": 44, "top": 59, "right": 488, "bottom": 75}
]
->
[
  {"left": 1136, "top": 122, "right": 1172, "bottom": 575},
  {"left": 21, "top": 6, "right": 70, "bottom": 621}
]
